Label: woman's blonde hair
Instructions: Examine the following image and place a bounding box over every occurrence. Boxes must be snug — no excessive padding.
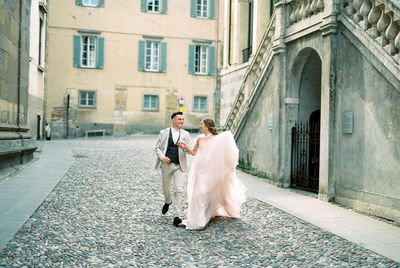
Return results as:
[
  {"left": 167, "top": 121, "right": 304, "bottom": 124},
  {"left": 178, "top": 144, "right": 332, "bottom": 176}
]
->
[{"left": 202, "top": 118, "right": 218, "bottom": 135}]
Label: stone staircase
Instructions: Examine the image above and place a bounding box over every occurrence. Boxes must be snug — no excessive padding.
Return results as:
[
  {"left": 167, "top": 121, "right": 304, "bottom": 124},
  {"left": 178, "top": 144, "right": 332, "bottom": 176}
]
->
[
  {"left": 223, "top": 12, "right": 276, "bottom": 135},
  {"left": 224, "top": 0, "right": 400, "bottom": 136}
]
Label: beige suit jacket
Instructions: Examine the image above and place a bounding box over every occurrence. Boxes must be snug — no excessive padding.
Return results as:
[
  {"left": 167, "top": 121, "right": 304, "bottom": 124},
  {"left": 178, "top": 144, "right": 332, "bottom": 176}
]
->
[{"left": 154, "top": 127, "right": 191, "bottom": 173}]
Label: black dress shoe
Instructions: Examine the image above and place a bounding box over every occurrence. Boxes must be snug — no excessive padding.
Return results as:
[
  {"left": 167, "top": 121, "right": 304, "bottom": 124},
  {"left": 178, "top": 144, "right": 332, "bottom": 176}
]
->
[
  {"left": 173, "top": 217, "right": 182, "bottom": 227},
  {"left": 162, "top": 203, "right": 171, "bottom": 214}
]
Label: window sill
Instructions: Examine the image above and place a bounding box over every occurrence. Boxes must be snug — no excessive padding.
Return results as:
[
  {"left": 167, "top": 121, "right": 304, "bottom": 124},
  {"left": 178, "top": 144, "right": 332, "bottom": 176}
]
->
[
  {"left": 192, "top": 110, "right": 208, "bottom": 113},
  {"left": 145, "top": 11, "right": 162, "bottom": 14},
  {"left": 75, "top": 66, "right": 102, "bottom": 70},
  {"left": 78, "top": 106, "right": 97, "bottom": 110},
  {"left": 193, "top": 16, "right": 213, "bottom": 20},
  {"left": 143, "top": 69, "right": 162, "bottom": 73},
  {"left": 78, "top": 5, "right": 103, "bottom": 8},
  {"left": 192, "top": 73, "right": 210, "bottom": 76},
  {"left": 142, "top": 109, "right": 160, "bottom": 112}
]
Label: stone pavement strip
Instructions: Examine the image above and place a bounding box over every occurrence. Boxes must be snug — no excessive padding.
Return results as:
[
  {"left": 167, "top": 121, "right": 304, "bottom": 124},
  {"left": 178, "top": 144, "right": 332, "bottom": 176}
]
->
[
  {"left": 0, "top": 140, "right": 74, "bottom": 251},
  {"left": 0, "top": 136, "right": 399, "bottom": 267}
]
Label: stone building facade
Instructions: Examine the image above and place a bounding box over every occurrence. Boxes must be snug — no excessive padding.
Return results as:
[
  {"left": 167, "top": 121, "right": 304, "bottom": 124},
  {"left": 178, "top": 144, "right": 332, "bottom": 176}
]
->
[
  {"left": 0, "top": 0, "right": 37, "bottom": 170},
  {"left": 46, "top": 0, "right": 224, "bottom": 138},
  {"left": 222, "top": 0, "right": 400, "bottom": 222},
  {"left": 28, "top": 0, "right": 48, "bottom": 141}
]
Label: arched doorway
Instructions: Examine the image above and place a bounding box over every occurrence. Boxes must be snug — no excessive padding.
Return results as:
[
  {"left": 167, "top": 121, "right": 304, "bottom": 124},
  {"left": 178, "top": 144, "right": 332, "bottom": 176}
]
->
[{"left": 290, "top": 50, "right": 322, "bottom": 193}]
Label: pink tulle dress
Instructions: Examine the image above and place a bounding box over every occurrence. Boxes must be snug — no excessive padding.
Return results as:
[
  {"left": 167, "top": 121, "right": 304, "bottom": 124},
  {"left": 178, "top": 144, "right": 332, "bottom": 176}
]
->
[{"left": 184, "top": 131, "right": 247, "bottom": 230}]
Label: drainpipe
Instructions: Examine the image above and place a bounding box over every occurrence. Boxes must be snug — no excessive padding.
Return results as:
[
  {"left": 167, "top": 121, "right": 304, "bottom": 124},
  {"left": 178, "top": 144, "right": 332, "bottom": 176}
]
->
[
  {"left": 228, "top": 0, "right": 232, "bottom": 66},
  {"left": 17, "top": 0, "right": 24, "bottom": 128},
  {"left": 215, "top": 0, "right": 220, "bottom": 126},
  {"left": 66, "top": 94, "right": 70, "bottom": 138}
]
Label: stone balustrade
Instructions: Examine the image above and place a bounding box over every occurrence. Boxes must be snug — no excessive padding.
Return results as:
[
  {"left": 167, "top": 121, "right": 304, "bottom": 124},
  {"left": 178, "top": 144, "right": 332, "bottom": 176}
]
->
[
  {"left": 225, "top": 0, "right": 399, "bottom": 135},
  {"left": 225, "top": 14, "right": 276, "bottom": 133},
  {"left": 288, "top": 0, "right": 325, "bottom": 25},
  {"left": 344, "top": 0, "right": 400, "bottom": 64}
]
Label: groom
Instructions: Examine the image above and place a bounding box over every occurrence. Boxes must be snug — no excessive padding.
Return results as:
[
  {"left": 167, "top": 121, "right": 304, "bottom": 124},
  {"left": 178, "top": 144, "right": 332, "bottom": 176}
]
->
[{"left": 155, "top": 111, "right": 191, "bottom": 227}]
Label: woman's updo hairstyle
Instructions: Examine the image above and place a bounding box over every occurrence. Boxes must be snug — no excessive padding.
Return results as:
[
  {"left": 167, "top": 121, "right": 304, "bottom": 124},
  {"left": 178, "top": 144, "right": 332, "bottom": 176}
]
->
[{"left": 202, "top": 118, "right": 218, "bottom": 135}]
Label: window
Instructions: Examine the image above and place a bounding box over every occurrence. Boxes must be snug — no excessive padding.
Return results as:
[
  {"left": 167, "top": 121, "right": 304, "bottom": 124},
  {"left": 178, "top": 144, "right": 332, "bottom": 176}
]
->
[
  {"left": 190, "top": 0, "right": 215, "bottom": 19},
  {"left": 188, "top": 44, "right": 215, "bottom": 75},
  {"left": 193, "top": 96, "right": 207, "bottom": 112},
  {"left": 143, "top": 95, "right": 159, "bottom": 110},
  {"left": 141, "top": 0, "right": 167, "bottom": 14},
  {"left": 148, "top": 0, "right": 160, "bottom": 12},
  {"left": 83, "top": 0, "right": 97, "bottom": 6},
  {"left": 270, "top": 0, "right": 275, "bottom": 17},
  {"left": 138, "top": 40, "right": 167, "bottom": 72},
  {"left": 243, "top": 1, "right": 253, "bottom": 63},
  {"left": 73, "top": 35, "right": 105, "bottom": 69},
  {"left": 145, "top": 41, "right": 159, "bottom": 71},
  {"left": 76, "top": 0, "right": 104, "bottom": 7},
  {"left": 196, "top": 0, "right": 208, "bottom": 18},
  {"left": 38, "top": 16, "right": 45, "bottom": 67},
  {"left": 195, "top": 45, "right": 208, "bottom": 74},
  {"left": 79, "top": 91, "right": 96, "bottom": 107},
  {"left": 81, "top": 36, "right": 96, "bottom": 67}
]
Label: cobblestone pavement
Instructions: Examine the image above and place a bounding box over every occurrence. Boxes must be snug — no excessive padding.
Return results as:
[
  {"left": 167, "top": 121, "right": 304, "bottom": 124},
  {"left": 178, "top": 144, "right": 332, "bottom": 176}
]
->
[{"left": 0, "top": 136, "right": 399, "bottom": 267}]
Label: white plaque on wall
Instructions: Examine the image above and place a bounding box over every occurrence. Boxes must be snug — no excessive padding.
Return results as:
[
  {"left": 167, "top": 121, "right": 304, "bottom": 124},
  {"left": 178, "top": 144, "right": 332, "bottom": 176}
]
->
[{"left": 342, "top": 111, "right": 354, "bottom": 134}]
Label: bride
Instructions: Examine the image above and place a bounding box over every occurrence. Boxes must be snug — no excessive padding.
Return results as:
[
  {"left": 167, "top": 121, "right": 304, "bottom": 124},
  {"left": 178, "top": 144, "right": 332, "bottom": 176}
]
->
[{"left": 177, "top": 118, "right": 247, "bottom": 230}]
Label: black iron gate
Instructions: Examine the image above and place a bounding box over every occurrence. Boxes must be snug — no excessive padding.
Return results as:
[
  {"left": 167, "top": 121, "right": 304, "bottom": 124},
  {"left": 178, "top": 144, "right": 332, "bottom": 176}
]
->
[{"left": 290, "top": 119, "right": 320, "bottom": 192}]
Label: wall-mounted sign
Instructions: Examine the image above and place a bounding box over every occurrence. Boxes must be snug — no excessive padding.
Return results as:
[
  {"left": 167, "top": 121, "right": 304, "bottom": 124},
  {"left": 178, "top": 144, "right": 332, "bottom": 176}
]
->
[
  {"left": 178, "top": 97, "right": 184, "bottom": 106},
  {"left": 268, "top": 113, "right": 273, "bottom": 129},
  {"left": 342, "top": 111, "right": 354, "bottom": 134}
]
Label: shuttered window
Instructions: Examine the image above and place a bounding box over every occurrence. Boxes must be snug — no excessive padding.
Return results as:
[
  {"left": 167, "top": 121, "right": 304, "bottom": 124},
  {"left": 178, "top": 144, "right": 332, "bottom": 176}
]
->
[
  {"left": 73, "top": 35, "right": 105, "bottom": 69},
  {"left": 188, "top": 44, "right": 215, "bottom": 75},
  {"left": 138, "top": 40, "right": 167, "bottom": 73},
  {"left": 141, "top": 0, "right": 168, "bottom": 14},
  {"left": 190, "top": 0, "right": 215, "bottom": 19}
]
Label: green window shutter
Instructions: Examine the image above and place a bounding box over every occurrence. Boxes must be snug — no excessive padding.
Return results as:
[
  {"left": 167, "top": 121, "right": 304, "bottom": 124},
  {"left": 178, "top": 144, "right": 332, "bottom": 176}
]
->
[
  {"left": 96, "top": 37, "right": 104, "bottom": 69},
  {"left": 152, "top": 96, "right": 158, "bottom": 109},
  {"left": 188, "top": 44, "right": 195, "bottom": 74},
  {"left": 73, "top": 35, "right": 81, "bottom": 67},
  {"left": 143, "top": 95, "right": 149, "bottom": 109},
  {"left": 160, "top": 42, "right": 167, "bottom": 73},
  {"left": 98, "top": 0, "right": 105, "bottom": 7},
  {"left": 161, "top": 0, "right": 168, "bottom": 14},
  {"left": 138, "top": 40, "right": 145, "bottom": 71},
  {"left": 193, "top": 96, "right": 198, "bottom": 110},
  {"left": 75, "top": 0, "right": 82, "bottom": 6},
  {"left": 209, "top": 0, "right": 215, "bottom": 19},
  {"left": 208, "top": 46, "right": 215, "bottom": 75},
  {"left": 141, "top": 0, "right": 147, "bottom": 12},
  {"left": 190, "top": 0, "right": 196, "bottom": 17}
]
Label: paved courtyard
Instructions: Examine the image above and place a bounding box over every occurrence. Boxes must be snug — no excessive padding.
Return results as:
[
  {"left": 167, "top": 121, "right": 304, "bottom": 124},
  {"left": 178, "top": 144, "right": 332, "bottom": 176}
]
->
[{"left": 0, "top": 136, "right": 399, "bottom": 267}]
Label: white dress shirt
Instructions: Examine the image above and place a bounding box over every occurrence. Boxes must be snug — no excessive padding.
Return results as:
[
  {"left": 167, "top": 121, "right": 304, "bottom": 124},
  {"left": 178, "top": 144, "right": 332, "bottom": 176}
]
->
[{"left": 171, "top": 127, "right": 181, "bottom": 144}]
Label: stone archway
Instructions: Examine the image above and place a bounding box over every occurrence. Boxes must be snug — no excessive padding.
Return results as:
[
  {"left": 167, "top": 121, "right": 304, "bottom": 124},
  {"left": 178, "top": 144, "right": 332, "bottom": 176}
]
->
[{"left": 285, "top": 48, "right": 322, "bottom": 192}]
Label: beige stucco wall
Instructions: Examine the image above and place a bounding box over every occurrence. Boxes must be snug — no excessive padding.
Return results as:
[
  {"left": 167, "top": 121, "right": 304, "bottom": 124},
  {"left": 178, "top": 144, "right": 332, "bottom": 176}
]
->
[{"left": 47, "top": 0, "right": 223, "bottom": 137}]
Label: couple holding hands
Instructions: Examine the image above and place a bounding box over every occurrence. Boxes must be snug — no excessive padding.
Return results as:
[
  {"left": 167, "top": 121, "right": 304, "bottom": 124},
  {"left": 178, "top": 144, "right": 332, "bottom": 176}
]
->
[{"left": 154, "top": 111, "right": 247, "bottom": 230}]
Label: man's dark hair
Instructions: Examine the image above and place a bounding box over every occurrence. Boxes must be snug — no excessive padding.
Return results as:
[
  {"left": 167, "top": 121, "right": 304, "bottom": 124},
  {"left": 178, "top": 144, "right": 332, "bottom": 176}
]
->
[{"left": 171, "top": 111, "right": 183, "bottom": 119}]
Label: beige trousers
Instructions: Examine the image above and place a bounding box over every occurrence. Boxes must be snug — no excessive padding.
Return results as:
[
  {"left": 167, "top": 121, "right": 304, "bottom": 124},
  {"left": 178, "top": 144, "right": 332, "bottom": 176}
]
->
[{"left": 161, "top": 162, "right": 185, "bottom": 217}]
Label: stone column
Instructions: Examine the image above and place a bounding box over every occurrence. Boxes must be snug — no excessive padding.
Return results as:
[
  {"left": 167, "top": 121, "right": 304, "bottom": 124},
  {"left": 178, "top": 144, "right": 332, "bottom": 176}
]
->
[
  {"left": 318, "top": 0, "right": 340, "bottom": 201},
  {"left": 273, "top": 0, "right": 290, "bottom": 187},
  {"left": 223, "top": 0, "right": 230, "bottom": 67}
]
